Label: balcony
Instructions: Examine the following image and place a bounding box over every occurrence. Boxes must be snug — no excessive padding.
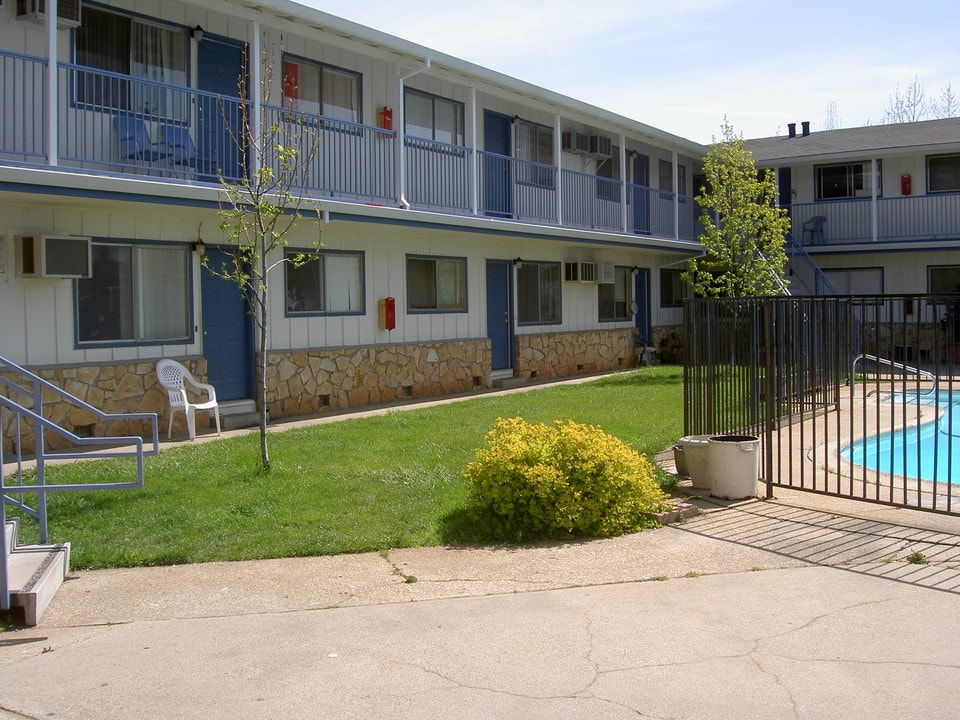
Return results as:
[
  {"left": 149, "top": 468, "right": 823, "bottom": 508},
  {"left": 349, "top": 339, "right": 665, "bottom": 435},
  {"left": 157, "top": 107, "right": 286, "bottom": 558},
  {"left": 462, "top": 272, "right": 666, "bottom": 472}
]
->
[
  {"left": 0, "top": 50, "right": 702, "bottom": 243},
  {"left": 790, "top": 194, "right": 960, "bottom": 246}
]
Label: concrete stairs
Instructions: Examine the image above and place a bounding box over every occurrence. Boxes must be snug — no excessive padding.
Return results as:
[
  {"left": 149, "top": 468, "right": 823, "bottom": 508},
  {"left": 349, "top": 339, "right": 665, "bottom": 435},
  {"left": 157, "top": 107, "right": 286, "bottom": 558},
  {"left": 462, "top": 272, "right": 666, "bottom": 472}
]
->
[
  {"left": 4, "top": 518, "right": 70, "bottom": 626},
  {"left": 219, "top": 399, "right": 260, "bottom": 430}
]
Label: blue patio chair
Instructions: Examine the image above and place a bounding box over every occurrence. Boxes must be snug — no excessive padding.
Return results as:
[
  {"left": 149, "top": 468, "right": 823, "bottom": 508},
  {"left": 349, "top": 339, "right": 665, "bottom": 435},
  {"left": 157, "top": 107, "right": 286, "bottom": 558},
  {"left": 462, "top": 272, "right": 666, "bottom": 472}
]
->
[
  {"left": 113, "top": 116, "right": 168, "bottom": 165},
  {"left": 160, "top": 125, "right": 218, "bottom": 177},
  {"left": 802, "top": 215, "right": 827, "bottom": 245}
]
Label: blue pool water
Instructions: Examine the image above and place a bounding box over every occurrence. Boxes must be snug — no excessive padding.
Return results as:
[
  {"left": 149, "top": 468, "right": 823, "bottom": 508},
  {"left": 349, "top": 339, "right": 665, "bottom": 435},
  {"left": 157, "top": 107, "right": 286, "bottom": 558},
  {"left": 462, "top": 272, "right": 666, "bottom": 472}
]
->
[{"left": 844, "top": 394, "right": 960, "bottom": 483}]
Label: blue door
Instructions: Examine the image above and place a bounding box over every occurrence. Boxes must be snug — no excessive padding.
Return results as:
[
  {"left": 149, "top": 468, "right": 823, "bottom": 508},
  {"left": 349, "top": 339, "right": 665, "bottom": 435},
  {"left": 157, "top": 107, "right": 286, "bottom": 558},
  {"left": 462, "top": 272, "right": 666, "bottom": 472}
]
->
[
  {"left": 197, "top": 37, "right": 245, "bottom": 182},
  {"left": 634, "top": 268, "right": 651, "bottom": 344},
  {"left": 201, "top": 248, "right": 252, "bottom": 400},
  {"left": 486, "top": 260, "right": 514, "bottom": 371},
  {"left": 483, "top": 111, "right": 512, "bottom": 218},
  {"left": 632, "top": 154, "right": 651, "bottom": 234}
]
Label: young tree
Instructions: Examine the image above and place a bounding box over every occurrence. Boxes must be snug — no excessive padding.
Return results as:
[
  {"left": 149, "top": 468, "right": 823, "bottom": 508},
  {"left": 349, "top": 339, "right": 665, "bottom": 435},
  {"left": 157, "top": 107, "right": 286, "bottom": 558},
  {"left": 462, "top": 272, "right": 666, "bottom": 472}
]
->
[
  {"left": 822, "top": 100, "right": 842, "bottom": 131},
  {"left": 931, "top": 82, "right": 959, "bottom": 119},
  {"left": 685, "top": 120, "right": 790, "bottom": 298},
  {"left": 207, "top": 52, "right": 324, "bottom": 472},
  {"left": 882, "top": 76, "right": 928, "bottom": 123}
]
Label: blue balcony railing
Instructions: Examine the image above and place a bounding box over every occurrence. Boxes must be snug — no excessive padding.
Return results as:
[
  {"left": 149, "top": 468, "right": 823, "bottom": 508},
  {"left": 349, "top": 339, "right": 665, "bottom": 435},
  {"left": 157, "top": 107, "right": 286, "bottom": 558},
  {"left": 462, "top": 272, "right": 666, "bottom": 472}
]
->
[
  {"left": 0, "top": 49, "right": 702, "bottom": 242},
  {"left": 791, "top": 194, "right": 960, "bottom": 245}
]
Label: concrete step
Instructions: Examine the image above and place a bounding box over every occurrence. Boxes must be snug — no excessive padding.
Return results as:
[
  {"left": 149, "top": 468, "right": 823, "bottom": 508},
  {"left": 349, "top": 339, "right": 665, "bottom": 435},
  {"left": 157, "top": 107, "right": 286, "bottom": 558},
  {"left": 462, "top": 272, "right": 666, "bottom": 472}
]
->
[
  {"left": 491, "top": 376, "right": 528, "bottom": 390},
  {"left": 220, "top": 399, "right": 260, "bottom": 430},
  {"left": 4, "top": 519, "right": 70, "bottom": 626},
  {"left": 4, "top": 518, "right": 17, "bottom": 559}
]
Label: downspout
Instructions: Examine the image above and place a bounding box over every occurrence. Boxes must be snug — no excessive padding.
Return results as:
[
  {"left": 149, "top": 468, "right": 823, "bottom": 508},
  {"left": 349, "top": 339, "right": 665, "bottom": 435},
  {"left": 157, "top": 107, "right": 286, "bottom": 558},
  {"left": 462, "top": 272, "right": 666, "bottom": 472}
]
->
[{"left": 397, "top": 58, "right": 431, "bottom": 209}]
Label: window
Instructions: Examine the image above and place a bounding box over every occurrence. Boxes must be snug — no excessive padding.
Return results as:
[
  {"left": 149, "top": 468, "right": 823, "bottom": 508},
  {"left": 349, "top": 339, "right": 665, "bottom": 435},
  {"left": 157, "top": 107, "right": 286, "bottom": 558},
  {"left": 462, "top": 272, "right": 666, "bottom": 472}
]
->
[
  {"left": 516, "top": 119, "right": 554, "bottom": 187},
  {"left": 517, "top": 261, "right": 561, "bottom": 324},
  {"left": 75, "top": 7, "right": 188, "bottom": 119},
  {"left": 285, "top": 251, "right": 365, "bottom": 314},
  {"left": 406, "top": 255, "right": 467, "bottom": 311},
  {"left": 404, "top": 89, "right": 464, "bottom": 146},
  {"left": 599, "top": 266, "right": 631, "bottom": 321},
  {"left": 76, "top": 242, "right": 190, "bottom": 344},
  {"left": 929, "top": 265, "right": 960, "bottom": 294},
  {"left": 816, "top": 161, "right": 880, "bottom": 200},
  {"left": 927, "top": 154, "right": 960, "bottom": 193},
  {"left": 660, "top": 268, "right": 688, "bottom": 308},
  {"left": 658, "top": 159, "right": 672, "bottom": 193},
  {"left": 823, "top": 267, "right": 884, "bottom": 294},
  {"left": 596, "top": 148, "right": 620, "bottom": 202},
  {"left": 283, "top": 57, "right": 361, "bottom": 123}
]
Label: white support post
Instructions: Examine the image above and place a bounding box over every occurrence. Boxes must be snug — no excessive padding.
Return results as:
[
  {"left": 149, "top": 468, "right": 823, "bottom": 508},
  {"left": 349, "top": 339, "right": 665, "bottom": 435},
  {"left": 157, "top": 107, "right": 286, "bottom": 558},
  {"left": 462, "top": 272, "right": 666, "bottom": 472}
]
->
[
  {"left": 469, "top": 87, "right": 478, "bottom": 215},
  {"left": 619, "top": 134, "right": 628, "bottom": 233},
  {"left": 672, "top": 150, "right": 679, "bottom": 240},
  {"left": 871, "top": 158, "right": 879, "bottom": 242},
  {"left": 554, "top": 114, "right": 562, "bottom": 226},
  {"left": 250, "top": 22, "right": 262, "bottom": 179},
  {"left": 46, "top": 0, "right": 58, "bottom": 167}
]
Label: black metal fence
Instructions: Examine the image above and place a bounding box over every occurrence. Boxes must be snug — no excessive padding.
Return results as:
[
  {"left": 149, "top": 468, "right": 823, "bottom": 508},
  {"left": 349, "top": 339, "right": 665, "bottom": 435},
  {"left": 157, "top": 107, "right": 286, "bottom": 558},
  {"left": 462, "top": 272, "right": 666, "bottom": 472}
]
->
[{"left": 684, "top": 295, "right": 960, "bottom": 515}]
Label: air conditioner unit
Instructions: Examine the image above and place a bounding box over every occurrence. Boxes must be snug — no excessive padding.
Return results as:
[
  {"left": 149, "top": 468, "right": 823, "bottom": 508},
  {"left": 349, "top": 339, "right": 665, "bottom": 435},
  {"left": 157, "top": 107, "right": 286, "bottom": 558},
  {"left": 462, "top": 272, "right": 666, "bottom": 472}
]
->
[
  {"left": 564, "top": 261, "right": 596, "bottom": 283},
  {"left": 17, "top": 235, "right": 92, "bottom": 278},
  {"left": 590, "top": 135, "right": 612, "bottom": 158},
  {"left": 561, "top": 131, "right": 590, "bottom": 154},
  {"left": 16, "top": 0, "right": 82, "bottom": 28},
  {"left": 598, "top": 262, "right": 615, "bottom": 284}
]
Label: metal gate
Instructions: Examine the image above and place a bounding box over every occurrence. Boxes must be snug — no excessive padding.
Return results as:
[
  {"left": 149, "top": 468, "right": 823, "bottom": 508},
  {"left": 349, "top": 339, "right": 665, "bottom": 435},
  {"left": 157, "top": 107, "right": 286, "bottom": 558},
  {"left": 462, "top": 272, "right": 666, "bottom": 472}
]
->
[{"left": 684, "top": 295, "right": 960, "bottom": 516}]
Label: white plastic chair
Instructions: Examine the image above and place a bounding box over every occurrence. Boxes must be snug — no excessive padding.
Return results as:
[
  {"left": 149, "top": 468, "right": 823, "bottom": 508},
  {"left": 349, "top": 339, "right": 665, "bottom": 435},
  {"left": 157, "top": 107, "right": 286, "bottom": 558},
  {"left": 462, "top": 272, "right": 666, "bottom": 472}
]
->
[{"left": 156, "top": 359, "right": 222, "bottom": 441}]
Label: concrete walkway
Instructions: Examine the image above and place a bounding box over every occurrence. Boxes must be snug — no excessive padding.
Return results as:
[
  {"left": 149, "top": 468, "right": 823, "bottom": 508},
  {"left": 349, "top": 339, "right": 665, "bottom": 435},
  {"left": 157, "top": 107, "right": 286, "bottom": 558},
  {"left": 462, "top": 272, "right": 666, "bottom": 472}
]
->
[{"left": 1, "top": 490, "right": 959, "bottom": 719}]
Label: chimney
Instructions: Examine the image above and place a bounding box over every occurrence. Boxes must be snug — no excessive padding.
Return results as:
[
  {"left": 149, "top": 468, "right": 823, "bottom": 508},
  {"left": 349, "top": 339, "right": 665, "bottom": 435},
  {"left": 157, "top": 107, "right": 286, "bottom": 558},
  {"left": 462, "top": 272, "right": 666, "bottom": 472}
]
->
[
  {"left": 787, "top": 123, "right": 797, "bottom": 138},
  {"left": 801, "top": 121, "right": 810, "bottom": 137}
]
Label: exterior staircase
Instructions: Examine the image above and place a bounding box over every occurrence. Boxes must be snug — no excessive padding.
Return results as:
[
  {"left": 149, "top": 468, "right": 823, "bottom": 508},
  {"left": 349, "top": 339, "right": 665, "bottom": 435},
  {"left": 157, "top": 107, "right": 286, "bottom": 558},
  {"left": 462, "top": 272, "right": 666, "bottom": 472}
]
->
[
  {"left": 219, "top": 399, "right": 260, "bottom": 430},
  {"left": 4, "top": 518, "right": 70, "bottom": 626}
]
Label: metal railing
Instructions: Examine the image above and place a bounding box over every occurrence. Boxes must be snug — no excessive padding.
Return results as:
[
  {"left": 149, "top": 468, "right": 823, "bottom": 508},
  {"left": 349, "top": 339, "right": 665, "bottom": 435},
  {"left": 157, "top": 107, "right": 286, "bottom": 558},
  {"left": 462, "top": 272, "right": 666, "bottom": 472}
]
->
[
  {"left": 791, "top": 194, "right": 960, "bottom": 245},
  {"left": 0, "top": 49, "right": 703, "bottom": 243},
  {"left": 784, "top": 232, "right": 841, "bottom": 295},
  {"left": 684, "top": 295, "right": 960, "bottom": 516},
  {"left": 0, "top": 356, "right": 159, "bottom": 611}
]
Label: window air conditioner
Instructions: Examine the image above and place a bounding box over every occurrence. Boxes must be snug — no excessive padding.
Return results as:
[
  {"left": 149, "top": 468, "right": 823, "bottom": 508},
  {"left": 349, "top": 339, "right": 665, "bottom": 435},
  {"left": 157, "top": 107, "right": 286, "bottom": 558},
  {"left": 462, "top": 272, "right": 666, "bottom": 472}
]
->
[
  {"left": 16, "top": 0, "right": 82, "bottom": 28},
  {"left": 590, "top": 135, "right": 612, "bottom": 158},
  {"left": 564, "top": 261, "right": 596, "bottom": 283},
  {"left": 17, "top": 235, "right": 92, "bottom": 278},
  {"left": 598, "top": 262, "right": 615, "bottom": 284},
  {"left": 561, "top": 132, "right": 590, "bottom": 154}
]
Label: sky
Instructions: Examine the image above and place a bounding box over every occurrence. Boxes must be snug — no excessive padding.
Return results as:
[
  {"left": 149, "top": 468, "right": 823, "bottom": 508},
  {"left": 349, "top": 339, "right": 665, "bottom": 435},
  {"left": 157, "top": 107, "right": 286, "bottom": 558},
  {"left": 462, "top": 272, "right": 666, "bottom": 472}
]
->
[{"left": 300, "top": 0, "right": 959, "bottom": 144}]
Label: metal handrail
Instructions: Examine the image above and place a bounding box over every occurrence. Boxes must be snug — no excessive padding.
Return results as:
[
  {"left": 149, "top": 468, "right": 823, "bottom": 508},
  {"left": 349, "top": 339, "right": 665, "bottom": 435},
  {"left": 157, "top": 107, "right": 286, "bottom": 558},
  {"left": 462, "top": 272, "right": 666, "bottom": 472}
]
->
[
  {"left": 851, "top": 353, "right": 938, "bottom": 399},
  {"left": 0, "top": 356, "right": 159, "bottom": 612}
]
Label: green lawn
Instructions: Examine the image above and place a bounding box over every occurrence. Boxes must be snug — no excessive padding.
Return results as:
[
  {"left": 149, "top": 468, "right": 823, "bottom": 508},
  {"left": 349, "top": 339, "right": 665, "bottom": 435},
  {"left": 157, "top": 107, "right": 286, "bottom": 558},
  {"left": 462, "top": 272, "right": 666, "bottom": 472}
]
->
[{"left": 16, "top": 366, "right": 684, "bottom": 569}]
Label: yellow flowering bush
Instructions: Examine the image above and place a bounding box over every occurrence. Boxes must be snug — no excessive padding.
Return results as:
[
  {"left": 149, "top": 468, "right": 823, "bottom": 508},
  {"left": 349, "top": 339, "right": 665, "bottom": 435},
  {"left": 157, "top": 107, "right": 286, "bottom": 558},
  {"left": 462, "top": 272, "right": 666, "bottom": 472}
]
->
[{"left": 463, "top": 417, "right": 666, "bottom": 538}]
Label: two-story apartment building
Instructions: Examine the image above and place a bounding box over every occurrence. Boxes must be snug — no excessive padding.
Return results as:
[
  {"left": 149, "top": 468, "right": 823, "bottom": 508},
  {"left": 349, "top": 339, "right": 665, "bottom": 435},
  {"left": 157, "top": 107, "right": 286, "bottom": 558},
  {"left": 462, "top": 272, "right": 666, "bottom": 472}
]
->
[
  {"left": 0, "top": 0, "right": 706, "bottom": 438},
  {"left": 745, "top": 118, "right": 960, "bottom": 299}
]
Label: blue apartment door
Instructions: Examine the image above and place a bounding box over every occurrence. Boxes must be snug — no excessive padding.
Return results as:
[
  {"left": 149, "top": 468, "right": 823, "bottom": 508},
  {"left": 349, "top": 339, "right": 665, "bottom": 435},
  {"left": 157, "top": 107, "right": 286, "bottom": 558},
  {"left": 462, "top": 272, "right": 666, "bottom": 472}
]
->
[
  {"left": 201, "top": 248, "right": 252, "bottom": 400},
  {"left": 483, "top": 111, "right": 513, "bottom": 217},
  {"left": 197, "top": 37, "right": 245, "bottom": 182},
  {"left": 632, "top": 154, "right": 651, "bottom": 234},
  {"left": 634, "top": 268, "right": 651, "bottom": 343},
  {"left": 486, "top": 260, "right": 514, "bottom": 371}
]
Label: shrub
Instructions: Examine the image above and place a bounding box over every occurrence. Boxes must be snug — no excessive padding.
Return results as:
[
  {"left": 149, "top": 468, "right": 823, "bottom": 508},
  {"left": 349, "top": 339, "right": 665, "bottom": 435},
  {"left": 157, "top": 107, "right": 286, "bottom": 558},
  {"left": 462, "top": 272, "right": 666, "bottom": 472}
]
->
[{"left": 463, "top": 417, "right": 666, "bottom": 539}]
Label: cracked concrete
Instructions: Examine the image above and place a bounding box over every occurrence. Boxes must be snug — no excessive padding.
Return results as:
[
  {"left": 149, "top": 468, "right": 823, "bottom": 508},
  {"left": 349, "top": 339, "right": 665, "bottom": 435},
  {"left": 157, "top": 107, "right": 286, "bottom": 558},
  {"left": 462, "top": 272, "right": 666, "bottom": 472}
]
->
[{"left": 1, "top": 492, "right": 959, "bottom": 718}]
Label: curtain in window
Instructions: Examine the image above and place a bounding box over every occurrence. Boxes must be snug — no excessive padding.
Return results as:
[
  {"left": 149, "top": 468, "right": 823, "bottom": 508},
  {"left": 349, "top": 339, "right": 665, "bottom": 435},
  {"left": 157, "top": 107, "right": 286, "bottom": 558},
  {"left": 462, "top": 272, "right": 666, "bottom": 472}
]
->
[
  {"left": 325, "top": 254, "right": 362, "bottom": 312},
  {"left": 132, "top": 22, "right": 187, "bottom": 120},
  {"left": 138, "top": 247, "right": 189, "bottom": 340},
  {"left": 323, "top": 69, "right": 358, "bottom": 122},
  {"left": 405, "top": 91, "right": 434, "bottom": 140}
]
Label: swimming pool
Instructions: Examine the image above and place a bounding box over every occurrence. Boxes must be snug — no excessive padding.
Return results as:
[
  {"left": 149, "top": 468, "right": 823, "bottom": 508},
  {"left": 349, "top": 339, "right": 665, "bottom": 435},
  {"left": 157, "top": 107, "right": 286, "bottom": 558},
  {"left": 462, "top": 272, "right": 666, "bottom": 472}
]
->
[{"left": 844, "top": 393, "right": 960, "bottom": 483}]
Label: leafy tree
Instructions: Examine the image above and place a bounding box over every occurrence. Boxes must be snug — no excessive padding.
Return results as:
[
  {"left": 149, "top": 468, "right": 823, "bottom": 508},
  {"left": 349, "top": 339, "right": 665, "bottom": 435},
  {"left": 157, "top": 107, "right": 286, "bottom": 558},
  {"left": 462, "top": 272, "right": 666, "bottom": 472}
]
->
[
  {"left": 685, "top": 120, "right": 790, "bottom": 298},
  {"left": 207, "top": 52, "right": 324, "bottom": 472}
]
